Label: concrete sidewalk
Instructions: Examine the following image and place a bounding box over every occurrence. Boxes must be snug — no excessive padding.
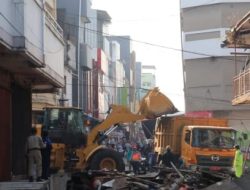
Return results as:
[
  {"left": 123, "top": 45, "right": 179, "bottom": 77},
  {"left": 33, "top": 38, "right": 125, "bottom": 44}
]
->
[
  {"left": 0, "top": 180, "right": 49, "bottom": 190},
  {"left": 0, "top": 173, "right": 70, "bottom": 190}
]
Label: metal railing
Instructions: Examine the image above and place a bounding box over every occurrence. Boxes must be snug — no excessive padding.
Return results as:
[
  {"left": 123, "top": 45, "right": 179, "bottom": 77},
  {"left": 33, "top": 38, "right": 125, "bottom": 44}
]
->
[
  {"left": 45, "top": 8, "right": 63, "bottom": 40},
  {"left": 233, "top": 68, "right": 250, "bottom": 98}
]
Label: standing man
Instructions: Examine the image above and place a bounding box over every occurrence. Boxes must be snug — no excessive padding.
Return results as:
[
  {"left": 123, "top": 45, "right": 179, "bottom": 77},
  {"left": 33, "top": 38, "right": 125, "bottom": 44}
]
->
[
  {"left": 26, "top": 127, "right": 46, "bottom": 182},
  {"left": 233, "top": 145, "right": 244, "bottom": 178},
  {"left": 162, "top": 145, "right": 175, "bottom": 168},
  {"left": 41, "top": 130, "right": 52, "bottom": 180}
]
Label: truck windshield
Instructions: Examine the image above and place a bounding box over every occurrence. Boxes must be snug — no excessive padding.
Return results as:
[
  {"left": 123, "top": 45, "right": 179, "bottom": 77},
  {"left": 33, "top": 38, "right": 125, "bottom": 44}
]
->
[{"left": 192, "top": 128, "right": 236, "bottom": 149}]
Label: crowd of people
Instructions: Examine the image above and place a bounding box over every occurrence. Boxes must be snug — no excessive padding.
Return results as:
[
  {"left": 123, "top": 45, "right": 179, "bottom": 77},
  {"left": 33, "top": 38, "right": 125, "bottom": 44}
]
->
[
  {"left": 25, "top": 126, "right": 244, "bottom": 182},
  {"left": 104, "top": 133, "right": 244, "bottom": 179},
  {"left": 104, "top": 135, "right": 183, "bottom": 174}
]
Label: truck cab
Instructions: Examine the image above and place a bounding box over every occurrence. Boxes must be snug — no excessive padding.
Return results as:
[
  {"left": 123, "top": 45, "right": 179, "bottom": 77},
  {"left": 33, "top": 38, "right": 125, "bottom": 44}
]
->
[{"left": 181, "top": 126, "right": 236, "bottom": 172}]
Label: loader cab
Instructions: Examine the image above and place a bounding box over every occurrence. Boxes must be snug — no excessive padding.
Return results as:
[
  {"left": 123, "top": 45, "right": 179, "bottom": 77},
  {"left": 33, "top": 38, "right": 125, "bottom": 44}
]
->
[{"left": 43, "top": 107, "right": 87, "bottom": 148}]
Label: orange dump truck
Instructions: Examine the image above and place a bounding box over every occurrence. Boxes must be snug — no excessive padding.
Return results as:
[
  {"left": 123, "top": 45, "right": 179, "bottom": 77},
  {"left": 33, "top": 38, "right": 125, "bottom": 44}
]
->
[{"left": 154, "top": 116, "right": 236, "bottom": 172}]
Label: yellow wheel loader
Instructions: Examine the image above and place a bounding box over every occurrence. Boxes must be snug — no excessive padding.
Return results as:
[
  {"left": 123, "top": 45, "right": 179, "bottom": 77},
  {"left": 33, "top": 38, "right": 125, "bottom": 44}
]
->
[{"left": 42, "top": 88, "right": 177, "bottom": 172}]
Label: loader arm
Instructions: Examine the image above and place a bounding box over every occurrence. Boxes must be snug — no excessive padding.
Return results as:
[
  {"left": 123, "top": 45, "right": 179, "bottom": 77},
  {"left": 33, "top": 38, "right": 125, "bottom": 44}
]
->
[
  {"left": 87, "top": 104, "right": 145, "bottom": 146},
  {"left": 87, "top": 87, "right": 177, "bottom": 146},
  {"left": 76, "top": 105, "right": 146, "bottom": 168}
]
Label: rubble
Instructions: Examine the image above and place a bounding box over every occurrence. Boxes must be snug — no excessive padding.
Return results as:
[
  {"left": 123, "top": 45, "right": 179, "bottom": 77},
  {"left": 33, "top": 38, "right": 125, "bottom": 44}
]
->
[{"left": 66, "top": 165, "right": 243, "bottom": 190}]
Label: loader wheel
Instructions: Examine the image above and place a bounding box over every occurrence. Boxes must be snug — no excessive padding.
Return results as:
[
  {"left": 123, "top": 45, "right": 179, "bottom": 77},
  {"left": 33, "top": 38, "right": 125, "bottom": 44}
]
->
[{"left": 89, "top": 149, "right": 125, "bottom": 171}]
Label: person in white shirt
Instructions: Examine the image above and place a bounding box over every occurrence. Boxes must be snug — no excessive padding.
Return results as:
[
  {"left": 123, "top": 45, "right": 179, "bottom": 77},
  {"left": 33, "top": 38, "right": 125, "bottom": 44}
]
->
[{"left": 26, "top": 127, "right": 46, "bottom": 182}]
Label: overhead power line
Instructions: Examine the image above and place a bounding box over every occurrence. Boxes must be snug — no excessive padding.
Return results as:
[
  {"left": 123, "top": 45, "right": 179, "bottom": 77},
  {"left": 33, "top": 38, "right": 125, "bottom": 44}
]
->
[
  {"left": 0, "top": 13, "right": 64, "bottom": 54},
  {"left": 65, "top": 82, "right": 234, "bottom": 105},
  {"left": 1, "top": 10, "right": 247, "bottom": 64},
  {"left": 58, "top": 19, "right": 248, "bottom": 64}
]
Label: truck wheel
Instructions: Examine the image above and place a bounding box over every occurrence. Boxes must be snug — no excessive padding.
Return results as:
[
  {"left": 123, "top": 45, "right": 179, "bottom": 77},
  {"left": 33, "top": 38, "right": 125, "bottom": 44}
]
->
[{"left": 89, "top": 149, "right": 125, "bottom": 171}]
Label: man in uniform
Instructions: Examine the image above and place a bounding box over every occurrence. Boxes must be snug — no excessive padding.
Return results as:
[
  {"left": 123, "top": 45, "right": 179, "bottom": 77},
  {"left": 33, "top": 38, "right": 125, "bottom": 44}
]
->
[
  {"left": 233, "top": 145, "right": 244, "bottom": 178},
  {"left": 26, "top": 127, "right": 46, "bottom": 182},
  {"left": 41, "top": 130, "right": 52, "bottom": 180}
]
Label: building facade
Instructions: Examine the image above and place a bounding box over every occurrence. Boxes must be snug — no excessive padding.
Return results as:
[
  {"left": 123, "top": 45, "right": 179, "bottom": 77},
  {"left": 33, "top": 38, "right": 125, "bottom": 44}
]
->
[
  {"left": 0, "top": 0, "right": 64, "bottom": 180},
  {"left": 57, "top": 0, "right": 93, "bottom": 110},
  {"left": 110, "top": 41, "right": 126, "bottom": 105},
  {"left": 223, "top": 11, "right": 250, "bottom": 105},
  {"left": 141, "top": 65, "right": 156, "bottom": 99},
  {"left": 181, "top": 0, "right": 250, "bottom": 130},
  {"left": 109, "top": 36, "right": 132, "bottom": 107},
  {"left": 134, "top": 62, "right": 142, "bottom": 111}
]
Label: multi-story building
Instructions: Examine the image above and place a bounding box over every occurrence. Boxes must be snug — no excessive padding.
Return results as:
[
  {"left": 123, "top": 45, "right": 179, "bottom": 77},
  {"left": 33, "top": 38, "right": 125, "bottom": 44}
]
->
[
  {"left": 134, "top": 62, "right": 142, "bottom": 110},
  {"left": 32, "top": 1, "right": 76, "bottom": 119},
  {"left": 57, "top": 0, "right": 93, "bottom": 110},
  {"left": 141, "top": 65, "right": 156, "bottom": 98},
  {"left": 109, "top": 36, "right": 132, "bottom": 107},
  {"left": 223, "top": 11, "right": 250, "bottom": 106},
  {"left": 95, "top": 48, "right": 107, "bottom": 119},
  {"left": 130, "top": 51, "right": 137, "bottom": 111},
  {"left": 0, "top": 0, "right": 64, "bottom": 180},
  {"left": 110, "top": 41, "right": 126, "bottom": 105},
  {"left": 181, "top": 0, "right": 250, "bottom": 129},
  {"left": 63, "top": 40, "right": 76, "bottom": 106},
  {"left": 90, "top": 10, "right": 112, "bottom": 118},
  {"left": 135, "top": 62, "right": 142, "bottom": 93}
]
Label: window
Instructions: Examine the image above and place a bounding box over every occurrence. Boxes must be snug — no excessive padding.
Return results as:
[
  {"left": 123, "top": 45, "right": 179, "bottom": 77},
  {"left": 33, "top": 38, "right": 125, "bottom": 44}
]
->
[
  {"left": 192, "top": 128, "right": 236, "bottom": 149},
  {"left": 185, "top": 130, "right": 191, "bottom": 144},
  {"left": 46, "top": 108, "right": 83, "bottom": 131}
]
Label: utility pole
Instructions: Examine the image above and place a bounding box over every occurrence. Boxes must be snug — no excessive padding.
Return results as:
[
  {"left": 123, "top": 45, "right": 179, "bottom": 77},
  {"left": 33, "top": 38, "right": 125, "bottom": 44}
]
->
[{"left": 59, "top": 88, "right": 68, "bottom": 106}]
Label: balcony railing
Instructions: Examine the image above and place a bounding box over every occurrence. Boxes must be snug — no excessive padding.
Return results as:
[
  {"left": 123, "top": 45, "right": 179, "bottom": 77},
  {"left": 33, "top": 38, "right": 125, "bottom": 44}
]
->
[
  {"left": 232, "top": 68, "right": 250, "bottom": 105},
  {"left": 45, "top": 8, "right": 63, "bottom": 41}
]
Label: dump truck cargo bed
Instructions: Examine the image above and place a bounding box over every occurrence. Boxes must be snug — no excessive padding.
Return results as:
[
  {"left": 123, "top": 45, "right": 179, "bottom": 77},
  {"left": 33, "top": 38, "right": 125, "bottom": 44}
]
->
[{"left": 154, "top": 116, "right": 228, "bottom": 155}]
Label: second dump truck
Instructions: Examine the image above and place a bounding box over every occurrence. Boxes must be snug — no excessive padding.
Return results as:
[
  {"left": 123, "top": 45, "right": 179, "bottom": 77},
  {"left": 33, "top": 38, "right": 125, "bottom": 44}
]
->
[{"left": 154, "top": 116, "right": 236, "bottom": 172}]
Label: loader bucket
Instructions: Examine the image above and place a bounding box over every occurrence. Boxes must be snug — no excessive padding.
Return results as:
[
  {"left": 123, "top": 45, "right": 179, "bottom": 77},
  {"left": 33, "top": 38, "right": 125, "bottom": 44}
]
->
[{"left": 138, "top": 87, "right": 178, "bottom": 119}]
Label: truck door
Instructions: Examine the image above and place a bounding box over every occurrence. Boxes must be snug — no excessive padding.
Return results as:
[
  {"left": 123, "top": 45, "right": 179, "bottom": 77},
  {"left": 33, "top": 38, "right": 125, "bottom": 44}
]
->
[{"left": 181, "top": 129, "right": 192, "bottom": 166}]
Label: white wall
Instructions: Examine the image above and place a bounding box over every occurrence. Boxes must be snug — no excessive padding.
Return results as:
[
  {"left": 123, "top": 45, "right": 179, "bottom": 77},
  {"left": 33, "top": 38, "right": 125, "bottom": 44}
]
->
[
  {"left": 116, "top": 60, "right": 125, "bottom": 87},
  {"left": 103, "top": 37, "right": 110, "bottom": 59},
  {"left": 86, "top": 8, "right": 97, "bottom": 48},
  {"left": 181, "top": 0, "right": 250, "bottom": 8},
  {"left": 111, "top": 41, "right": 120, "bottom": 62},
  {"left": 64, "top": 69, "right": 72, "bottom": 106},
  {"left": 100, "top": 49, "right": 109, "bottom": 74},
  {"left": 183, "top": 28, "right": 246, "bottom": 59},
  {"left": 24, "top": 0, "right": 44, "bottom": 60},
  {"left": 44, "top": 24, "right": 64, "bottom": 81},
  {"left": 1, "top": 0, "right": 24, "bottom": 37},
  {"left": 0, "top": 0, "right": 64, "bottom": 81},
  {"left": 0, "top": 0, "right": 44, "bottom": 61}
]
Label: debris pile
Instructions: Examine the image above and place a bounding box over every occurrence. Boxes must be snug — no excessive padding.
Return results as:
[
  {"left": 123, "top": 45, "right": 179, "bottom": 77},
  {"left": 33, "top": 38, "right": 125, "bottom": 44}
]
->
[{"left": 67, "top": 165, "right": 235, "bottom": 190}]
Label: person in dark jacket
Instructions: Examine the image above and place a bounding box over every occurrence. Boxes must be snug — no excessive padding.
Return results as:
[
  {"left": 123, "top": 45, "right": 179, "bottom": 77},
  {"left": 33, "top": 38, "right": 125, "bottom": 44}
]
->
[
  {"left": 41, "top": 130, "right": 52, "bottom": 180},
  {"left": 162, "top": 145, "right": 174, "bottom": 167}
]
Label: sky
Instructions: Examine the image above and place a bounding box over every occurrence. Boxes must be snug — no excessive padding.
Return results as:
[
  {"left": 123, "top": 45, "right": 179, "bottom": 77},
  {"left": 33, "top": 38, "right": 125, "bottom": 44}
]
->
[{"left": 92, "top": 0, "right": 185, "bottom": 111}]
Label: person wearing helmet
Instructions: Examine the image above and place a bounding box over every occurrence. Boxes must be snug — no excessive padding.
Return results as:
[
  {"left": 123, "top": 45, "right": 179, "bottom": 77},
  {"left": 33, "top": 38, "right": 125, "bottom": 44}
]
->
[{"left": 233, "top": 145, "right": 244, "bottom": 178}]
